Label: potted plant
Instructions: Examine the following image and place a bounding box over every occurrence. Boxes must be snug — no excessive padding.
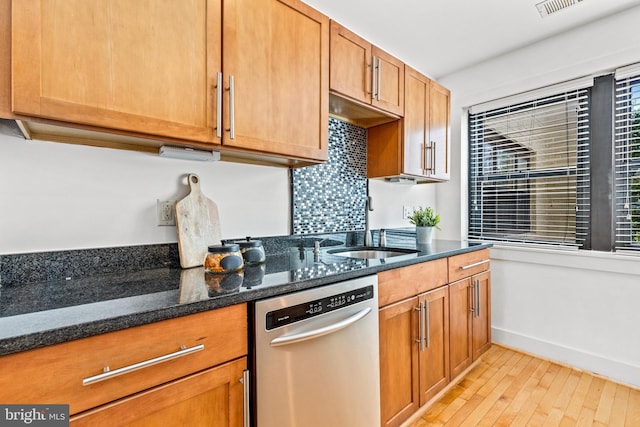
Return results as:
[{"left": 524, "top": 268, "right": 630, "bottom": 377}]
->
[{"left": 407, "top": 206, "right": 441, "bottom": 244}]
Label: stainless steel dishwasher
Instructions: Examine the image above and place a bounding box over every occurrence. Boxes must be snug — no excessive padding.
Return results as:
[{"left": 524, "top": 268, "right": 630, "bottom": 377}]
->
[{"left": 254, "top": 275, "right": 380, "bottom": 427}]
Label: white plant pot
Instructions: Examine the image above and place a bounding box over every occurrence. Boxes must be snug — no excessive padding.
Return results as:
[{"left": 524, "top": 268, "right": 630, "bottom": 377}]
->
[{"left": 416, "top": 226, "right": 434, "bottom": 244}]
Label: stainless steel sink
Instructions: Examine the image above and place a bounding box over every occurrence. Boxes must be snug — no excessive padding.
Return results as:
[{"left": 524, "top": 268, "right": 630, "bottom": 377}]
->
[{"left": 328, "top": 247, "right": 419, "bottom": 259}]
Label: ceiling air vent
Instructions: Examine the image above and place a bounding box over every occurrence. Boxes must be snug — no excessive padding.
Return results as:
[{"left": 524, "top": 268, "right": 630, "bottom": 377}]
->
[{"left": 536, "top": 0, "right": 584, "bottom": 17}]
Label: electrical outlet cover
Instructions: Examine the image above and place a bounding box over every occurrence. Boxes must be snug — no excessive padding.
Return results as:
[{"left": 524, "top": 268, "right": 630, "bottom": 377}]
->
[{"left": 157, "top": 200, "right": 176, "bottom": 226}]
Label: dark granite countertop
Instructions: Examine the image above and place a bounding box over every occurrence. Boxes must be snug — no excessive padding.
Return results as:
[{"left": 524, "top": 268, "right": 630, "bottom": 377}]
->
[{"left": 0, "top": 230, "right": 490, "bottom": 356}]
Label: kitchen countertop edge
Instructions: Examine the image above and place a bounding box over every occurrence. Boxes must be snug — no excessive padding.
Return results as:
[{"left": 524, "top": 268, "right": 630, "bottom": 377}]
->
[{"left": 0, "top": 241, "right": 491, "bottom": 356}]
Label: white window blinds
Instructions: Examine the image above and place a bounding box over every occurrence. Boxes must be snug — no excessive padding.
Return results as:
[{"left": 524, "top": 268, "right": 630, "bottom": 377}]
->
[
  {"left": 469, "top": 88, "right": 591, "bottom": 247},
  {"left": 614, "top": 66, "right": 640, "bottom": 253}
]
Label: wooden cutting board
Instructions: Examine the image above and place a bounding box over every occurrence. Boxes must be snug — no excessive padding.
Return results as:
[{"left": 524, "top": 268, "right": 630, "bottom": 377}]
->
[{"left": 175, "top": 174, "right": 222, "bottom": 268}]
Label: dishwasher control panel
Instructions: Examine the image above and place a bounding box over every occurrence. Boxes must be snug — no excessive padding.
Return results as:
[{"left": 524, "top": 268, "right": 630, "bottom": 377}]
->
[{"left": 265, "top": 285, "right": 374, "bottom": 330}]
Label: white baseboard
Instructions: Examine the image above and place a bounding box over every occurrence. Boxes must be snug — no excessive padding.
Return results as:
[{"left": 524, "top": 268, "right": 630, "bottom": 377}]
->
[{"left": 492, "top": 327, "right": 640, "bottom": 390}]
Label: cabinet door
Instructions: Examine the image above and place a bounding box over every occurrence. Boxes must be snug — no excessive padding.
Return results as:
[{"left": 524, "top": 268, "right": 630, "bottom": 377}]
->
[
  {"left": 418, "top": 286, "right": 449, "bottom": 406},
  {"left": 472, "top": 271, "right": 492, "bottom": 360},
  {"left": 12, "top": 0, "right": 221, "bottom": 143},
  {"left": 372, "top": 47, "right": 404, "bottom": 117},
  {"left": 403, "top": 67, "right": 430, "bottom": 177},
  {"left": 379, "top": 298, "right": 419, "bottom": 427},
  {"left": 0, "top": 0, "right": 10, "bottom": 118},
  {"left": 428, "top": 81, "right": 450, "bottom": 180},
  {"left": 329, "top": 21, "right": 372, "bottom": 106},
  {"left": 449, "top": 278, "right": 473, "bottom": 379},
  {"left": 223, "top": 0, "right": 328, "bottom": 161},
  {"left": 70, "top": 358, "right": 246, "bottom": 427}
]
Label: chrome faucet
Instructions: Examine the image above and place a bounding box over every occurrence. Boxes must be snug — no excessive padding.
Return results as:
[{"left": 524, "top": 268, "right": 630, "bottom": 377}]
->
[
  {"left": 364, "top": 196, "right": 373, "bottom": 246},
  {"left": 314, "top": 238, "right": 330, "bottom": 256}
]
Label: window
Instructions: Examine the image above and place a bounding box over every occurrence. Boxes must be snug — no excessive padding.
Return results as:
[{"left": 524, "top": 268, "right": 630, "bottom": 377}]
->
[
  {"left": 468, "top": 84, "right": 591, "bottom": 248},
  {"left": 614, "top": 65, "right": 640, "bottom": 253}
]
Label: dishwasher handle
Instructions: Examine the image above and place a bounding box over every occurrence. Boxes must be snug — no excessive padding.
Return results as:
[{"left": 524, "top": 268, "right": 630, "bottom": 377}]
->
[{"left": 270, "top": 307, "right": 372, "bottom": 347}]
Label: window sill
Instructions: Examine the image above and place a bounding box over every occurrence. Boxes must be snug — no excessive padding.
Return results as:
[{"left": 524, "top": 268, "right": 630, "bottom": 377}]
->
[{"left": 489, "top": 244, "right": 640, "bottom": 276}]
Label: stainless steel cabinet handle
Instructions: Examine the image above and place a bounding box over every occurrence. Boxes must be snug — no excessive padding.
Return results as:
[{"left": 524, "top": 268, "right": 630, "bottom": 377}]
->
[
  {"left": 468, "top": 283, "right": 475, "bottom": 313},
  {"left": 424, "top": 142, "right": 433, "bottom": 174},
  {"left": 376, "top": 57, "right": 381, "bottom": 101},
  {"left": 422, "top": 143, "right": 428, "bottom": 174},
  {"left": 432, "top": 141, "right": 437, "bottom": 175},
  {"left": 227, "top": 75, "right": 235, "bottom": 139},
  {"left": 371, "top": 57, "right": 377, "bottom": 101},
  {"left": 215, "top": 71, "right": 222, "bottom": 138},
  {"left": 415, "top": 303, "right": 424, "bottom": 352},
  {"left": 241, "top": 370, "right": 250, "bottom": 427},
  {"left": 460, "top": 259, "right": 490, "bottom": 271},
  {"left": 270, "top": 307, "right": 372, "bottom": 347},
  {"left": 424, "top": 300, "right": 430, "bottom": 349},
  {"left": 82, "top": 344, "right": 205, "bottom": 386},
  {"left": 475, "top": 280, "right": 481, "bottom": 318}
]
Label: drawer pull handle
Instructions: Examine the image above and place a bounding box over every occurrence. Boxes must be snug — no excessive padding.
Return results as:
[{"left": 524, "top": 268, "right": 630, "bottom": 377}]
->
[
  {"left": 82, "top": 344, "right": 205, "bottom": 386},
  {"left": 459, "top": 259, "right": 490, "bottom": 270}
]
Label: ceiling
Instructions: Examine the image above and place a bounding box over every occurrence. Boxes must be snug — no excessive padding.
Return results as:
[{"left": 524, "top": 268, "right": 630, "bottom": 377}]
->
[{"left": 302, "top": 0, "right": 640, "bottom": 79}]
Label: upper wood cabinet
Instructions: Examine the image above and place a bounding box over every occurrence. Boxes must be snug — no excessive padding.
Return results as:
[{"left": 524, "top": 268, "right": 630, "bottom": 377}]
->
[
  {"left": 222, "top": 0, "right": 328, "bottom": 161},
  {"left": 367, "top": 66, "right": 450, "bottom": 182},
  {"left": 329, "top": 21, "right": 404, "bottom": 117},
  {"left": 428, "top": 80, "right": 451, "bottom": 181},
  {"left": 12, "top": 0, "right": 221, "bottom": 144},
  {"left": 10, "top": 0, "right": 328, "bottom": 163}
]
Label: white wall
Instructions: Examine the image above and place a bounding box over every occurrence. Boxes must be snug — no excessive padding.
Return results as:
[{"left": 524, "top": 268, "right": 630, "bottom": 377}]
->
[
  {"left": 368, "top": 179, "right": 437, "bottom": 231},
  {"left": 0, "top": 127, "right": 436, "bottom": 254},
  {"left": 436, "top": 6, "right": 640, "bottom": 387},
  {"left": 0, "top": 134, "right": 291, "bottom": 254}
]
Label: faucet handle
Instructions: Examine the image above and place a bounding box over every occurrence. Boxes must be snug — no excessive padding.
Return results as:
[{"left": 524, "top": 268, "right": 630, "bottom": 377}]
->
[{"left": 379, "top": 229, "right": 387, "bottom": 247}]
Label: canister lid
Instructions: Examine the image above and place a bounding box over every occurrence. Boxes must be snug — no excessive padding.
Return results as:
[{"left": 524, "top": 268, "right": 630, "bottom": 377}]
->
[
  {"left": 237, "top": 236, "right": 263, "bottom": 248},
  {"left": 207, "top": 243, "right": 240, "bottom": 253}
]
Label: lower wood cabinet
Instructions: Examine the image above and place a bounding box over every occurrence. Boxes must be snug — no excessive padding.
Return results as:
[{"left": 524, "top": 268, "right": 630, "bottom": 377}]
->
[
  {"left": 449, "top": 271, "right": 491, "bottom": 379},
  {"left": 0, "top": 304, "right": 248, "bottom": 426},
  {"left": 378, "top": 259, "right": 450, "bottom": 427},
  {"left": 379, "top": 286, "right": 450, "bottom": 427},
  {"left": 449, "top": 278, "right": 473, "bottom": 379},
  {"left": 472, "top": 271, "right": 492, "bottom": 360},
  {"left": 70, "top": 358, "right": 246, "bottom": 427},
  {"left": 379, "top": 250, "right": 491, "bottom": 427},
  {"left": 418, "top": 286, "right": 450, "bottom": 405},
  {"left": 448, "top": 250, "right": 492, "bottom": 378},
  {"left": 379, "top": 297, "right": 420, "bottom": 427}
]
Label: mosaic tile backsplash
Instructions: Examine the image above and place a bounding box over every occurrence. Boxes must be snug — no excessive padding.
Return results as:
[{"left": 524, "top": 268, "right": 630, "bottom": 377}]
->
[{"left": 292, "top": 118, "right": 367, "bottom": 234}]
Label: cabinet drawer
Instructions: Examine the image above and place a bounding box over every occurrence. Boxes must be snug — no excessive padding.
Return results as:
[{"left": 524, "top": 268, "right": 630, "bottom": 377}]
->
[
  {"left": 448, "top": 249, "right": 490, "bottom": 282},
  {"left": 70, "top": 358, "right": 247, "bottom": 427},
  {"left": 0, "top": 303, "right": 247, "bottom": 415},
  {"left": 378, "top": 258, "right": 448, "bottom": 307}
]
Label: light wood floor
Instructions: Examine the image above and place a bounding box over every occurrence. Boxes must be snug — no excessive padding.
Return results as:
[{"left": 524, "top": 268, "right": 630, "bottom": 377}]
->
[{"left": 407, "top": 345, "right": 640, "bottom": 427}]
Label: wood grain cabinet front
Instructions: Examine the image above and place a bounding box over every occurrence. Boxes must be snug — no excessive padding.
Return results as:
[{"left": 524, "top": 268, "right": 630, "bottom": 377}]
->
[
  {"left": 329, "top": 20, "right": 404, "bottom": 117},
  {"left": 70, "top": 358, "right": 247, "bottom": 427},
  {"left": 9, "top": 0, "right": 328, "bottom": 163},
  {"left": 367, "top": 66, "right": 450, "bottom": 182},
  {"left": 0, "top": 304, "right": 248, "bottom": 423},
  {"left": 448, "top": 251, "right": 492, "bottom": 378},
  {"left": 378, "top": 259, "right": 449, "bottom": 427},
  {"left": 379, "top": 286, "right": 450, "bottom": 427},
  {"left": 378, "top": 250, "right": 491, "bottom": 427}
]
